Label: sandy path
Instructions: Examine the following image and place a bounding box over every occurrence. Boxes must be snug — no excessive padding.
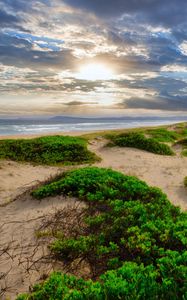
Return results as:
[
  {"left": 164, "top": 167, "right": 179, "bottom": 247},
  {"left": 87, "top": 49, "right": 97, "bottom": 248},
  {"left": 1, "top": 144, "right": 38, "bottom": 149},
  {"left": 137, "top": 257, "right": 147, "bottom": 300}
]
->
[{"left": 89, "top": 139, "right": 187, "bottom": 210}]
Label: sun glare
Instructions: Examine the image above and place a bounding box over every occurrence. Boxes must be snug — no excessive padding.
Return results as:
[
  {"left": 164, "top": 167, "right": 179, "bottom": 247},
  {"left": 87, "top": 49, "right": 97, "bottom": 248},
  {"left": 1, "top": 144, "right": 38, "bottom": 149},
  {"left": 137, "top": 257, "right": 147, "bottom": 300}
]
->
[{"left": 77, "top": 63, "right": 114, "bottom": 81}]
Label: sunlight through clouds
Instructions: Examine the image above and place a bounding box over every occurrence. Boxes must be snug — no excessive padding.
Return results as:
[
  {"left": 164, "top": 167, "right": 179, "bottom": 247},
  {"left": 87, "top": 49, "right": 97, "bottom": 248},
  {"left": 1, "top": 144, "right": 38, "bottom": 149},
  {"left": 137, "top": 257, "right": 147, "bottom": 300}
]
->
[{"left": 0, "top": 0, "right": 187, "bottom": 115}]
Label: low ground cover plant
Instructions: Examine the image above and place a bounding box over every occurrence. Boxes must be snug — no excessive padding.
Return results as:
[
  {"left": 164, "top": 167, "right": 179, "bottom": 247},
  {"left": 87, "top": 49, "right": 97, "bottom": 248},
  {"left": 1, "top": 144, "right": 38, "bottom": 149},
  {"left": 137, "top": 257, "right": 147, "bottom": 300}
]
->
[
  {"left": 146, "top": 128, "right": 180, "bottom": 142},
  {"left": 106, "top": 132, "right": 174, "bottom": 155},
  {"left": 18, "top": 167, "right": 187, "bottom": 299},
  {"left": 0, "top": 136, "right": 99, "bottom": 165}
]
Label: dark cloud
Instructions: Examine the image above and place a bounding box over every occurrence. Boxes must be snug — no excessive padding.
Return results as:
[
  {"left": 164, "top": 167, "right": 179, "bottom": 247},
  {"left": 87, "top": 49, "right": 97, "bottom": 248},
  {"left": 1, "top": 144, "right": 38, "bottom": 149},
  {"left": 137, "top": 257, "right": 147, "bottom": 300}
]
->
[
  {"left": 142, "top": 77, "right": 187, "bottom": 94},
  {"left": 1, "top": 0, "right": 50, "bottom": 13},
  {"left": 0, "top": 8, "right": 28, "bottom": 31},
  {"left": 0, "top": 9, "right": 19, "bottom": 26},
  {"left": 123, "top": 95, "right": 187, "bottom": 111},
  {"left": 0, "top": 0, "right": 51, "bottom": 32},
  {"left": 63, "top": 0, "right": 159, "bottom": 17},
  {"left": 63, "top": 0, "right": 187, "bottom": 27},
  {"left": 0, "top": 32, "right": 76, "bottom": 70}
]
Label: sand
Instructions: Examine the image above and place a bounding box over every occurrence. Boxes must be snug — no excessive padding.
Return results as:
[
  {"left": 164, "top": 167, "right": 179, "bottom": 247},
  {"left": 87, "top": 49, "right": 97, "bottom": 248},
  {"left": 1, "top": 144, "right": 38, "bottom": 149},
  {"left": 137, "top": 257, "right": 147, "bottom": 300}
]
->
[
  {"left": 0, "top": 160, "right": 63, "bottom": 206},
  {"left": 0, "top": 133, "right": 187, "bottom": 299},
  {"left": 0, "top": 193, "right": 79, "bottom": 299},
  {"left": 89, "top": 139, "right": 187, "bottom": 210},
  {"left": 0, "top": 130, "right": 92, "bottom": 140}
]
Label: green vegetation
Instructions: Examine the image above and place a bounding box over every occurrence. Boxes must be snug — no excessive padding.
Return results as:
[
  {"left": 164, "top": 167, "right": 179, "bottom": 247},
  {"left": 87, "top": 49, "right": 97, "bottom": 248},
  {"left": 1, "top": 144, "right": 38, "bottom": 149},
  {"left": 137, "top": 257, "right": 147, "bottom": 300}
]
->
[
  {"left": 18, "top": 167, "right": 187, "bottom": 299},
  {"left": 81, "top": 123, "right": 187, "bottom": 156},
  {"left": 184, "top": 176, "right": 187, "bottom": 188},
  {"left": 106, "top": 132, "right": 174, "bottom": 155},
  {"left": 176, "top": 138, "right": 187, "bottom": 147},
  {"left": 81, "top": 122, "right": 187, "bottom": 141},
  {"left": 174, "top": 123, "right": 187, "bottom": 137},
  {"left": 32, "top": 166, "right": 151, "bottom": 199},
  {"left": 175, "top": 138, "right": 187, "bottom": 157},
  {"left": 16, "top": 256, "right": 187, "bottom": 300},
  {"left": 146, "top": 128, "right": 180, "bottom": 142},
  {"left": 182, "top": 150, "right": 187, "bottom": 157},
  {"left": 0, "top": 136, "right": 99, "bottom": 165}
]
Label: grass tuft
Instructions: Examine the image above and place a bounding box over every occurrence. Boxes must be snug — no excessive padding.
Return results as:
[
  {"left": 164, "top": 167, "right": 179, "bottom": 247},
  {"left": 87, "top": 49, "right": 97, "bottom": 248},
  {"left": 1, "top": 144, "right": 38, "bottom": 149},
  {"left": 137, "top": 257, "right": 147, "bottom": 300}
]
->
[{"left": 146, "top": 128, "right": 180, "bottom": 142}]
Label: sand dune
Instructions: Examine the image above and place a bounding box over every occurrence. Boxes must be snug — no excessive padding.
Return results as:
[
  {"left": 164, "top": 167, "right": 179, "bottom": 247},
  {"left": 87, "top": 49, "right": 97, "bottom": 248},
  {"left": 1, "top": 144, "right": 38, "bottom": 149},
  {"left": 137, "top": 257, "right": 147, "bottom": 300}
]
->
[
  {"left": 89, "top": 138, "right": 187, "bottom": 210},
  {"left": 0, "top": 134, "right": 187, "bottom": 299}
]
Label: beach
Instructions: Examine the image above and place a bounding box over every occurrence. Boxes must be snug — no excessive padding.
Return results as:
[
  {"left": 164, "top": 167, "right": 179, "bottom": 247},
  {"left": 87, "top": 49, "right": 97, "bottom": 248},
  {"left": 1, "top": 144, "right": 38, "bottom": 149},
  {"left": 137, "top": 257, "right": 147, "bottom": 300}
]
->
[
  {"left": 0, "top": 132, "right": 186, "bottom": 209},
  {"left": 0, "top": 125, "right": 187, "bottom": 298},
  {"left": 1, "top": 0, "right": 187, "bottom": 297}
]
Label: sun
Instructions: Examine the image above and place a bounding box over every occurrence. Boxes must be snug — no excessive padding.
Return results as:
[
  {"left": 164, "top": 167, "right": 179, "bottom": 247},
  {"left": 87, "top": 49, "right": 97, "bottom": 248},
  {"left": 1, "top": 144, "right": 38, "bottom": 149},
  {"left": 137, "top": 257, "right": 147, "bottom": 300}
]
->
[{"left": 77, "top": 63, "right": 114, "bottom": 81}]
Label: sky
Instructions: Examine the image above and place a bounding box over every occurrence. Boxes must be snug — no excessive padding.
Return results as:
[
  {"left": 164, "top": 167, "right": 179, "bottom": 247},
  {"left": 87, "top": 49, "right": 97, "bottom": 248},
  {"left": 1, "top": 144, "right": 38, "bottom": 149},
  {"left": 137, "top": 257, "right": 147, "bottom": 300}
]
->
[{"left": 0, "top": 0, "right": 187, "bottom": 116}]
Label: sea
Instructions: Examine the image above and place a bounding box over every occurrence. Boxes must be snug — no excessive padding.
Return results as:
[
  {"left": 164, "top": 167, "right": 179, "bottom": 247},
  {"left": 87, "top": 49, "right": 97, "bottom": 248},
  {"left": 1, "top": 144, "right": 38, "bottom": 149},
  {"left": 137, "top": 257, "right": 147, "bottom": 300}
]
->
[{"left": 0, "top": 116, "right": 187, "bottom": 136}]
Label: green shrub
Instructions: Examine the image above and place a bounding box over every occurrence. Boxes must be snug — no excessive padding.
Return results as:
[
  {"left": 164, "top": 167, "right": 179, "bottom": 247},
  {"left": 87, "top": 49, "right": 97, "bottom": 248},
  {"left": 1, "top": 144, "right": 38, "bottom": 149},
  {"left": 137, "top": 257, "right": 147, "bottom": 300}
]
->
[
  {"left": 16, "top": 256, "right": 187, "bottom": 300},
  {"left": 147, "top": 128, "right": 180, "bottom": 142},
  {"left": 18, "top": 167, "right": 187, "bottom": 299},
  {"left": 32, "top": 167, "right": 158, "bottom": 201},
  {"left": 0, "top": 136, "right": 99, "bottom": 165},
  {"left": 107, "top": 132, "right": 174, "bottom": 155},
  {"left": 176, "top": 138, "right": 187, "bottom": 147}
]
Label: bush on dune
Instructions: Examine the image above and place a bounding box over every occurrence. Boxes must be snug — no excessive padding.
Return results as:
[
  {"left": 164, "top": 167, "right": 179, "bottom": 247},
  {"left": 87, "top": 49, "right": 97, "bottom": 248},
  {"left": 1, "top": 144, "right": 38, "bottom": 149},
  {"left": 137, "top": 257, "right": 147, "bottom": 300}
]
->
[
  {"left": 146, "top": 128, "right": 180, "bottom": 142},
  {"left": 107, "top": 132, "right": 174, "bottom": 155},
  {"left": 16, "top": 255, "right": 187, "bottom": 300},
  {"left": 18, "top": 167, "right": 187, "bottom": 300},
  {"left": 0, "top": 136, "right": 99, "bottom": 165}
]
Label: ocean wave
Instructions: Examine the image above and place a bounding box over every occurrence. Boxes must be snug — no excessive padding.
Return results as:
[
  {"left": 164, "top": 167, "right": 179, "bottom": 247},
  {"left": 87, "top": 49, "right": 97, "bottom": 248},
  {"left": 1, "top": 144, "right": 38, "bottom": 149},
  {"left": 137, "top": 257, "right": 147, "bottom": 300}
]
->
[{"left": 0, "top": 120, "right": 184, "bottom": 136}]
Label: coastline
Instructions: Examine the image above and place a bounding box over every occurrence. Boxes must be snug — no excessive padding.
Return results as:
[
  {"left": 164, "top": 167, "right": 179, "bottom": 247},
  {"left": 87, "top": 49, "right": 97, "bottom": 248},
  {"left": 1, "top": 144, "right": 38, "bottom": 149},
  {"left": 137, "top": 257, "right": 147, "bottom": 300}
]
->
[
  {"left": 0, "top": 120, "right": 186, "bottom": 140},
  {"left": 0, "top": 119, "right": 187, "bottom": 139},
  {"left": 0, "top": 130, "right": 90, "bottom": 140}
]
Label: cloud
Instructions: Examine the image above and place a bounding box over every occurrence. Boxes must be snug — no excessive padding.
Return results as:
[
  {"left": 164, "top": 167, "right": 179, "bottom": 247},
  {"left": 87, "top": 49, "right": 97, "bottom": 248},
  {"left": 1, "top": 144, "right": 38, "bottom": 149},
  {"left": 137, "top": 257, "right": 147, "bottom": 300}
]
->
[
  {"left": 63, "top": 0, "right": 160, "bottom": 17},
  {"left": 0, "top": 31, "right": 76, "bottom": 70},
  {"left": 123, "top": 95, "right": 187, "bottom": 111},
  {"left": 161, "top": 64, "right": 187, "bottom": 72},
  {"left": 63, "top": 0, "right": 187, "bottom": 27},
  {"left": 179, "top": 41, "right": 187, "bottom": 56},
  {"left": 63, "top": 101, "right": 98, "bottom": 106},
  {"left": 0, "top": 9, "right": 19, "bottom": 26},
  {"left": 0, "top": 8, "right": 28, "bottom": 31},
  {"left": 119, "top": 83, "right": 187, "bottom": 111},
  {"left": 0, "top": 0, "right": 186, "bottom": 115}
]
